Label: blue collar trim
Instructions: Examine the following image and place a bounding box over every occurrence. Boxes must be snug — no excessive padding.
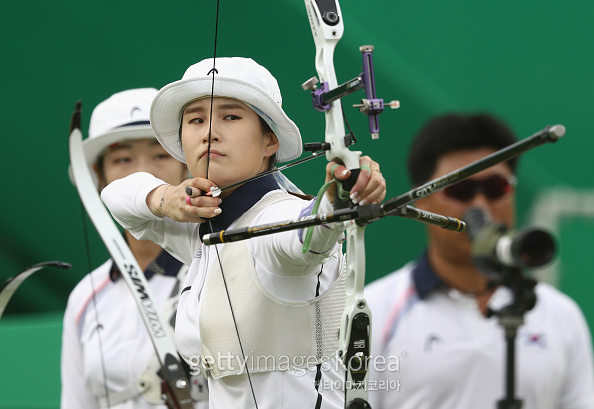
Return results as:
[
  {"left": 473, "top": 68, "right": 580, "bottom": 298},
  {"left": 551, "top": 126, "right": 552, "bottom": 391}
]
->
[
  {"left": 411, "top": 250, "right": 446, "bottom": 299},
  {"left": 110, "top": 249, "right": 182, "bottom": 281},
  {"left": 199, "top": 173, "right": 280, "bottom": 239}
]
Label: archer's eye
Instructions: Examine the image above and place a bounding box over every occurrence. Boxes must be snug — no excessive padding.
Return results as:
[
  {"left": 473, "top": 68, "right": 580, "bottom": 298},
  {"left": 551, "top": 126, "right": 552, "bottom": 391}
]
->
[
  {"left": 111, "top": 156, "right": 132, "bottom": 165},
  {"left": 155, "top": 153, "right": 171, "bottom": 160}
]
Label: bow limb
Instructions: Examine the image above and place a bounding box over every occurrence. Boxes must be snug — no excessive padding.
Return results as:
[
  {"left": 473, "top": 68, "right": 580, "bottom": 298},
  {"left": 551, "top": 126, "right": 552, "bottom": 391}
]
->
[
  {"left": 305, "top": 1, "right": 372, "bottom": 408},
  {"left": 68, "top": 103, "right": 194, "bottom": 409},
  {"left": 0, "top": 261, "right": 71, "bottom": 319}
]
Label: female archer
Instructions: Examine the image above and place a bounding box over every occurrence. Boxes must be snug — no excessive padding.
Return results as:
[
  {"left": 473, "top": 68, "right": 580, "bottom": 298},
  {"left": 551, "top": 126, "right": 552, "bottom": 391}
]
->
[{"left": 101, "top": 58, "right": 386, "bottom": 409}]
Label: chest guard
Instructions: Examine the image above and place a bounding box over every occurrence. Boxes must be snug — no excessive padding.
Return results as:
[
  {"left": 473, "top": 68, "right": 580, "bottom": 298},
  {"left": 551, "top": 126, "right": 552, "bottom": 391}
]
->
[{"left": 199, "top": 192, "right": 346, "bottom": 378}]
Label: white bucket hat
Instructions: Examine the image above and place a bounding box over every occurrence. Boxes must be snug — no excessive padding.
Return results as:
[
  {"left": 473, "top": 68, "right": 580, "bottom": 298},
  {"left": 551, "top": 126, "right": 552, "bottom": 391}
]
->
[
  {"left": 71, "top": 88, "right": 158, "bottom": 188},
  {"left": 150, "top": 57, "right": 302, "bottom": 164}
]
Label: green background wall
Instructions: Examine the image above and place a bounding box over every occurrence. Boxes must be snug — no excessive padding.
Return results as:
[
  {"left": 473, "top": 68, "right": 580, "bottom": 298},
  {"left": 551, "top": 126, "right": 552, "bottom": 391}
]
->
[{"left": 1, "top": 0, "right": 592, "bottom": 407}]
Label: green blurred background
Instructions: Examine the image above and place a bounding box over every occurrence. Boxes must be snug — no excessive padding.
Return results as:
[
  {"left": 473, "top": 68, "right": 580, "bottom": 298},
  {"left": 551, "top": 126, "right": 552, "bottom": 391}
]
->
[{"left": 1, "top": 0, "right": 592, "bottom": 407}]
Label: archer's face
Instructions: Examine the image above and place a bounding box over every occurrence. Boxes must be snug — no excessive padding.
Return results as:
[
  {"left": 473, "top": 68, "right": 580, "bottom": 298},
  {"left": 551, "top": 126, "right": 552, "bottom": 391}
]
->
[
  {"left": 180, "top": 97, "right": 279, "bottom": 196},
  {"left": 98, "top": 138, "right": 187, "bottom": 189},
  {"left": 415, "top": 148, "right": 516, "bottom": 264}
]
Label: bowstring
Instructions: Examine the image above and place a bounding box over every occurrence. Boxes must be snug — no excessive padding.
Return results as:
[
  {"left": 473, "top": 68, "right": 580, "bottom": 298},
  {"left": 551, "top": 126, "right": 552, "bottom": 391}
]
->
[
  {"left": 205, "top": 0, "right": 219, "bottom": 181},
  {"left": 205, "top": 0, "right": 259, "bottom": 407}
]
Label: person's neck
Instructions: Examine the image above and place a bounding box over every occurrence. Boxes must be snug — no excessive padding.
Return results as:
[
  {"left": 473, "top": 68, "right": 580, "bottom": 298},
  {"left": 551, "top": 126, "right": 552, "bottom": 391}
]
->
[
  {"left": 125, "top": 230, "right": 162, "bottom": 272},
  {"left": 427, "top": 246, "right": 495, "bottom": 315}
]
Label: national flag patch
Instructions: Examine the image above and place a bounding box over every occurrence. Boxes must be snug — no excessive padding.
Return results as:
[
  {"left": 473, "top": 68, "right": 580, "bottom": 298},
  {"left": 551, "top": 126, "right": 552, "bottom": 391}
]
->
[{"left": 522, "top": 332, "right": 547, "bottom": 348}]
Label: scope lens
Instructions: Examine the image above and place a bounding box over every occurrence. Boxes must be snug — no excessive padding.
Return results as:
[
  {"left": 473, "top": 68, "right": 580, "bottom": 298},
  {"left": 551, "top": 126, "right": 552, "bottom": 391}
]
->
[{"left": 515, "top": 229, "right": 556, "bottom": 267}]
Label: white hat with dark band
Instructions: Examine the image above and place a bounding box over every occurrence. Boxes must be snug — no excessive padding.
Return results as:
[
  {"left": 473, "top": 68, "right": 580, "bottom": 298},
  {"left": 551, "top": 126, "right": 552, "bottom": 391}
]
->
[
  {"left": 150, "top": 57, "right": 302, "bottom": 164},
  {"left": 71, "top": 88, "right": 159, "bottom": 188}
]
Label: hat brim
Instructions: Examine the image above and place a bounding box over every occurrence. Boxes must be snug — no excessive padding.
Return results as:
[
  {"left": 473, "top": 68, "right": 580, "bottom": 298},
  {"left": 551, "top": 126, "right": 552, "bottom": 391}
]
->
[
  {"left": 151, "top": 76, "right": 302, "bottom": 164},
  {"left": 68, "top": 125, "right": 156, "bottom": 189}
]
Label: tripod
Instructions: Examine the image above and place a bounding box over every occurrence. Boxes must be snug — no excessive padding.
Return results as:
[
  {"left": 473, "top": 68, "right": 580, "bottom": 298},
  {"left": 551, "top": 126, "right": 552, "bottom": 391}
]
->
[{"left": 485, "top": 267, "right": 537, "bottom": 409}]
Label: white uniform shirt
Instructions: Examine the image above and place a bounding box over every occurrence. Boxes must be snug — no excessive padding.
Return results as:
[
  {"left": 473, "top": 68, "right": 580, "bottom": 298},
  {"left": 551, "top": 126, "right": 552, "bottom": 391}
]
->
[
  {"left": 61, "top": 251, "right": 206, "bottom": 409},
  {"left": 365, "top": 252, "right": 594, "bottom": 409},
  {"left": 101, "top": 172, "right": 347, "bottom": 409}
]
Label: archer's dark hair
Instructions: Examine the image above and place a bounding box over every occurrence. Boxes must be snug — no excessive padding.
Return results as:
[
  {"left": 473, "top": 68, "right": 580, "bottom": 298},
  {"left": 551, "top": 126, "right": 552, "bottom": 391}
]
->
[
  {"left": 407, "top": 113, "right": 518, "bottom": 186},
  {"left": 259, "top": 116, "right": 277, "bottom": 171}
]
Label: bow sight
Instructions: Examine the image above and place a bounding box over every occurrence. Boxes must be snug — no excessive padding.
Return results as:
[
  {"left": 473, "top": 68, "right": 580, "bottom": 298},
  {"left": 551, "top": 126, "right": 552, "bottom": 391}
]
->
[{"left": 301, "top": 45, "right": 399, "bottom": 141}]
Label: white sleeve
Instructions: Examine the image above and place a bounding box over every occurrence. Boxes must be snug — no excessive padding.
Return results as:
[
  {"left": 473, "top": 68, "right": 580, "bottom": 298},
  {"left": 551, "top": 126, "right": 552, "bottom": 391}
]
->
[
  {"left": 101, "top": 172, "right": 199, "bottom": 266},
  {"left": 558, "top": 297, "right": 594, "bottom": 409},
  {"left": 304, "top": 195, "right": 346, "bottom": 258},
  {"left": 252, "top": 194, "right": 345, "bottom": 277},
  {"left": 61, "top": 285, "right": 100, "bottom": 409}
]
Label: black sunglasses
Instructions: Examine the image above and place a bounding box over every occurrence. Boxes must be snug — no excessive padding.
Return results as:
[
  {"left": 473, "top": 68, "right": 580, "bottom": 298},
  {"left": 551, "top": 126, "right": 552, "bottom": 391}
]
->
[{"left": 443, "top": 174, "right": 516, "bottom": 202}]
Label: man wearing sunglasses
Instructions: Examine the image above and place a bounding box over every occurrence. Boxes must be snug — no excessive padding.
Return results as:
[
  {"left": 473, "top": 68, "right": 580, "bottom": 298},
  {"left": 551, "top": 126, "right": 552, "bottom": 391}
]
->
[{"left": 365, "top": 113, "right": 594, "bottom": 409}]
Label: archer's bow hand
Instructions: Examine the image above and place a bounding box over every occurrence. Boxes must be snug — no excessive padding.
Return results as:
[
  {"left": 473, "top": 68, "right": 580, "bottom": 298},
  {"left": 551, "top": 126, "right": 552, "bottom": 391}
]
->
[{"left": 326, "top": 156, "right": 386, "bottom": 206}]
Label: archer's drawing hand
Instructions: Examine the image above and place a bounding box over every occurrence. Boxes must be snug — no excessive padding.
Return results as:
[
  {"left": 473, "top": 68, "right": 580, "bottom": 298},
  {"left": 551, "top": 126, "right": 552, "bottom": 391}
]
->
[{"left": 149, "top": 178, "right": 222, "bottom": 223}]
